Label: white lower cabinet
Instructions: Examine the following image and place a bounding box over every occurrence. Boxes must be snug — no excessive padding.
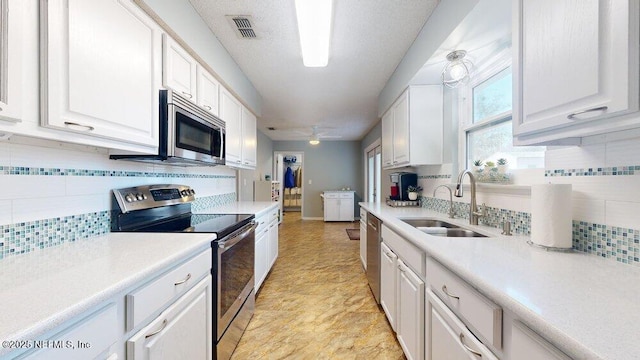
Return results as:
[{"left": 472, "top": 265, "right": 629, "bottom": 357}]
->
[
  {"left": 323, "top": 191, "right": 355, "bottom": 221},
  {"left": 511, "top": 321, "right": 571, "bottom": 360},
  {"left": 20, "top": 304, "right": 119, "bottom": 360},
  {"left": 127, "top": 276, "right": 212, "bottom": 360},
  {"left": 255, "top": 207, "right": 279, "bottom": 292},
  {"left": 268, "top": 209, "right": 279, "bottom": 269},
  {"left": 379, "top": 226, "right": 425, "bottom": 360},
  {"left": 397, "top": 259, "right": 425, "bottom": 360},
  {"left": 380, "top": 242, "right": 397, "bottom": 330},
  {"left": 254, "top": 220, "right": 269, "bottom": 291},
  {"left": 427, "top": 289, "right": 498, "bottom": 360}
]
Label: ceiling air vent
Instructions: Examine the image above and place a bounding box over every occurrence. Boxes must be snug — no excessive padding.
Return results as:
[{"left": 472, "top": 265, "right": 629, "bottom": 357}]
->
[{"left": 226, "top": 15, "right": 258, "bottom": 39}]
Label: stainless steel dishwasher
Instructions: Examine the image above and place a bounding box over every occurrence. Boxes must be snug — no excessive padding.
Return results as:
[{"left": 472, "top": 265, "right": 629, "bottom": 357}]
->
[{"left": 366, "top": 214, "right": 382, "bottom": 304}]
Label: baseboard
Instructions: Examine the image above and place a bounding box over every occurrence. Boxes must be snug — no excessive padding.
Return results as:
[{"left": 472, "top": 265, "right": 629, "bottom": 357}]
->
[{"left": 302, "top": 217, "right": 324, "bottom": 220}]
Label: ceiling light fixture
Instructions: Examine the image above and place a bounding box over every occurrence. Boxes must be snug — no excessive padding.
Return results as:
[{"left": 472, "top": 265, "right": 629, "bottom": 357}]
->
[
  {"left": 309, "top": 134, "right": 320, "bottom": 145},
  {"left": 294, "top": 0, "right": 333, "bottom": 67},
  {"left": 441, "top": 50, "right": 473, "bottom": 88}
]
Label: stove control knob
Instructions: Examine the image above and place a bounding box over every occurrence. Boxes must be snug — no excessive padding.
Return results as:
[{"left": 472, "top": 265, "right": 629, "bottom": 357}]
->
[
  {"left": 190, "top": 189, "right": 196, "bottom": 195},
  {"left": 142, "top": 193, "right": 147, "bottom": 200},
  {"left": 180, "top": 190, "right": 188, "bottom": 197},
  {"left": 125, "top": 194, "right": 134, "bottom": 202},
  {"left": 136, "top": 193, "right": 144, "bottom": 201}
]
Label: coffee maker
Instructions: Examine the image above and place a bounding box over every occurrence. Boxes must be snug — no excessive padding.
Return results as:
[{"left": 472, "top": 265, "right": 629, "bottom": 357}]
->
[{"left": 389, "top": 172, "right": 418, "bottom": 201}]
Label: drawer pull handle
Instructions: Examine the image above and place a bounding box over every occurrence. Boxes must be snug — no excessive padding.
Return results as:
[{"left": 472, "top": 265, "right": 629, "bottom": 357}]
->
[
  {"left": 181, "top": 91, "right": 193, "bottom": 99},
  {"left": 204, "top": 105, "right": 212, "bottom": 110},
  {"left": 459, "top": 333, "right": 482, "bottom": 357},
  {"left": 64, "top": 122, "right": 95, "bottom": 131},
  {"left": 442, "top": 285, "right": 460, "bottom": 300},
  {"left": 567, "top": 106, "right": 608, "bottom": 120},
  {"left": 174, "top": 273, "right": 192, "bottom": 286},
  {"left": 145, "top": 319, "right": 168, "bottom": 339}
]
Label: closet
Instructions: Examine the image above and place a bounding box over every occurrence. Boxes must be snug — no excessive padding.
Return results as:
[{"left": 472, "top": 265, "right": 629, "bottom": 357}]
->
[{"left": 275, "top": 153, "right": 304, "bottom": 213}]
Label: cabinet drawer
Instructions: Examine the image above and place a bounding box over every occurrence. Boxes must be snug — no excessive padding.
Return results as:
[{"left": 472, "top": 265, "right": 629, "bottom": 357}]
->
[
  {"left": 324, "top": 193, "right": 339, "bottom": 199},
  {"left": 126, "top": 249, "right": 211, "bottom": 330},
  {"left": 427, "top": 258, "right": 502, "bottom": 349},
  {"left": 381, "top": 225, "right": 425, "bottom": 279},
  {"left": 339, "top": 193, "right": 354, "bottom": 199},
  {"left": 269, "top": 208, "right": 279, "bottom": 224},
  {"left": 256, "top": 213, "right": 269, "bottom": 234},
  {"left": 22, "top": 304, "right": 118, "bottom": 360},
  {"left": 360, "top": 208, "right": 367, "bottom": 221},
  {"left": 427, "top": 289, "right": 498, "bottom": 360}
]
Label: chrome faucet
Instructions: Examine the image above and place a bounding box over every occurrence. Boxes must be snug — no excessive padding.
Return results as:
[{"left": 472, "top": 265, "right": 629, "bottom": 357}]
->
[
  {"left": 433, "top": 185, "right": 455, "bottom": 219},
  {"left": 454, "top": 169, "right": 486, "bottom": 225}
]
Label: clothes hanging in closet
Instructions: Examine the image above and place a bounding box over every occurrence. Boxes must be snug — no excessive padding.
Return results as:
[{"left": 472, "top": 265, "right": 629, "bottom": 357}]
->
[
  {"left": 295, "top": 167, "right": 302, "bottom": 188},
  {"left": 284, "top": 166, "right": 295, "bottom": 188}
]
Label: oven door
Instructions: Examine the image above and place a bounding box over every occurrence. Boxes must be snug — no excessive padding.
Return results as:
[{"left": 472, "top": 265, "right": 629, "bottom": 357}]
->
[{"left": 216, "top": 221, "right": 257, "bottom": 339}]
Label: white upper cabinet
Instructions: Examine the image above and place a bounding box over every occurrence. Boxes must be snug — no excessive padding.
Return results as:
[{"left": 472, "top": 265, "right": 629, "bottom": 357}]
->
[
  {"left": 196, "top": 66, "right": 220, "bottom": 117},
  {"left": 220, "top": 86, "right": 243, "bottom": 165},
  {"left": 382, "top": 85, "right": 443, "bottom": 169},
  {"left": 0, "top": 0, "right": 22, "bottom": 124},
  {"left": 220, "top": 85, "right": 257, "bottom": 169},
  {"left": 513, "top": 0, "right": 640, "bottom": 145},
  {"left": 241, "top": 106, "right": 257, "bottom": 167},
  {"left": 41, "top": 0, "right": 161, "bottom": 148},
  {"left": 163, "top": 34, "right": 197, "bottom": 102},
  {"left": 381, "top": 110, "right": 394, "bottom": 167}
]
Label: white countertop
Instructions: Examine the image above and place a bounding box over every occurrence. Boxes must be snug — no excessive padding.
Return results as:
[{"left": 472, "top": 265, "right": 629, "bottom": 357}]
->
[
  {"left": 195, "top": 201, "right": 279, "bottom": 218},
  {"left": 0, "top": 233, "right": 213, "bottom": 355},
  {"left": 360, "top": 202, "right": 640, "bottom": 360}
]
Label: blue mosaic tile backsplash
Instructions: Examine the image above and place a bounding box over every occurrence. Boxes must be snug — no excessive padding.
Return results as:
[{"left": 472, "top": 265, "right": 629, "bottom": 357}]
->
[
  {"left": 0, "top": 193, "right": 236, "bottom": 261},
  {"left": 422, "top": 196, "right": 640, "bottom": 267}
]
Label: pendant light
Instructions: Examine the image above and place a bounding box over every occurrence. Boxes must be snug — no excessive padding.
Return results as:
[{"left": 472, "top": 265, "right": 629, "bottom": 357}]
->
[{"left": 441, "top": 50, "right": 472, "bottom": 88}]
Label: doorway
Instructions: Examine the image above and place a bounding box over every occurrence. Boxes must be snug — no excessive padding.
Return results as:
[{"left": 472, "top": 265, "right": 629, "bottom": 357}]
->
[
  {"left": 274, "top": 151, "right": 304, "bottom": 215},
  {"left": 364, "top": 140, "right": 381, "bottom": 203}
]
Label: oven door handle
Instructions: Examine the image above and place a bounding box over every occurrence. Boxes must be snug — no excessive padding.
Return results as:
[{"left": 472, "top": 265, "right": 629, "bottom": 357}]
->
[{"left": 218, "top": 221, "right": 257, "bottom": 250}]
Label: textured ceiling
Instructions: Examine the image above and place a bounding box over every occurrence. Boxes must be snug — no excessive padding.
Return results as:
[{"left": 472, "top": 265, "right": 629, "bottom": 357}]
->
[{"left": 188, "top": 0, "right": 439, "bottom": 141}]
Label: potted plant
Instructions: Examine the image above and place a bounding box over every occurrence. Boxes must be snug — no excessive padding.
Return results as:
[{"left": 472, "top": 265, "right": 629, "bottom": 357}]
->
[
  {"left": 407, "top": 185, "right": 423, "bottom": 201},
  {"left": 497, "top": 158, "right": 508, "bottom": 173},
  {"left": 472, "top": 160, "right": 483, "bottom": 173},
  {"left": 485, "top": 161, "right": 497, "bottom": 172}
]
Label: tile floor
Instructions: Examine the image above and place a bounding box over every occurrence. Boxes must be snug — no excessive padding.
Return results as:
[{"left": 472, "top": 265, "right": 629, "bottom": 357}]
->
[{"left": 232, "top": 211, "right": 405, "bottom": 359}]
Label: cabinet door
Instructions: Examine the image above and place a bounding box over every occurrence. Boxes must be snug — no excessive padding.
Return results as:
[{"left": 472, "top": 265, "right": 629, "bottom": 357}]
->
[
  {"left": 380, "top": 242, "right": 397, "bottom": 331},
  {"left": 338, "top": 197, "right": 353, "bottom": 221},
  {"left": 511, "top": 321, "right": 571, "bottom": 360},
  {"left": 268, "top": 217, "right": 278, "bottom": 268},
  {"left": 381, "top": 110, "right": 394, "bottom": 167},
  {"left": 397, "top": 259, "right": 424, "bottom": 360},
  {"left": 220, "top": 87, "right": 243, "bottom": 165},
  {"left": 0, "top": 0, "right": 22, "bottom": 123},
  {"left": 41, "top": 0, "right": 161, "bottom": 148},
  {"left": 196, "top": 66, "right": 219, "bottom": 116},
  {"left": 127, "top": 276, "right": 212, "bottom": 360},
  {"left": 324, "top": 198, "right": 340, "bottom": 221},
  {"left": 254, "top": 229, "right": 269, "bottom": 291},
  {"left": 392, "top": 91, "right": 410, "bottom": 166},
  {"left": 241, "top": 106, "right": 257, "bottom": 168},
  {"left": 513, "top": 0, "right": 639, "bottom": 136},
  {"left": 163, "top": 35, "right": 197, "bottom": 101}
]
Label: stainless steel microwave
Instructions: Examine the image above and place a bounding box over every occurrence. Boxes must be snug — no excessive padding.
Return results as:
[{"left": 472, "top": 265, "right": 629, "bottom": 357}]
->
[{"left": 110, "top": 90, "right": 225, "bottom": 166}]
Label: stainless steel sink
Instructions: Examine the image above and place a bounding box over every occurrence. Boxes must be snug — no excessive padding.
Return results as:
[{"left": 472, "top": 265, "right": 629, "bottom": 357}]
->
[
  {"left": 438, "top": 228, "right": 487, "bottom": 238},
  {"left": 400, "top": 219, "right": 459, "bottom": 228},
  {"left": 400, "top": 218, "right": 489, "bottom": 238}
]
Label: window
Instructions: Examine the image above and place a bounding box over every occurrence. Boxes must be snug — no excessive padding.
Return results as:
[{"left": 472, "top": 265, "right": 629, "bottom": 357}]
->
[{"left": 464, "top": 65, "right": 544, "bottom": 170}]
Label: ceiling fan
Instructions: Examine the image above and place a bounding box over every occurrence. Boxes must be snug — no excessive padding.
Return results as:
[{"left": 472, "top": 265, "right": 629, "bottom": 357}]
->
[{"left": 274, "top": 125, "right": 342, "bottom": 144}]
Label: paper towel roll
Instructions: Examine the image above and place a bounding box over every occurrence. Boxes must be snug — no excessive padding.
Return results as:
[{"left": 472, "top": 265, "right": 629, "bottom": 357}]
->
[{"left": 531, "top": 184, "right": 573, "bottom": 249}]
